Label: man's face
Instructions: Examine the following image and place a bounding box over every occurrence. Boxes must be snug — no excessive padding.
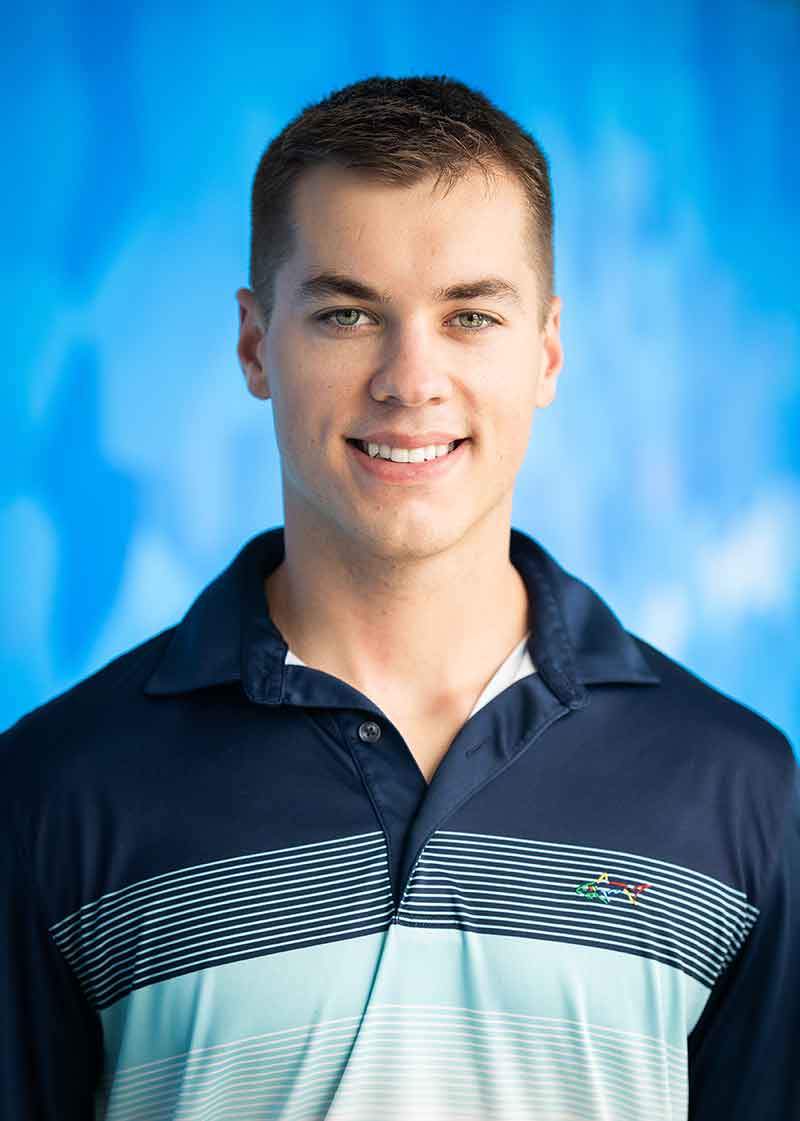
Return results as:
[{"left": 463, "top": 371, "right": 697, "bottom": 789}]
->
[{"left": 237, "top": 162, "right": 563, "bottom": 562}]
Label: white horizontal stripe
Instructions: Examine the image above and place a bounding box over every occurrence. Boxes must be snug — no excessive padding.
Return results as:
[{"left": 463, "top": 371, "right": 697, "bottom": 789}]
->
[
  {"left": 366, "top": 1002, "right": 687, "bottom": 1063},
  {"left": 90, "top": 909, "right": 395, "bottom": 1007},
  {"left": 404, "top": 884, "right": 744, "bottom": 978},
  {"left": 104, "top": 1013, "right": 367, "bottom": 1081},
  {"left": 402, "top": 895, "right": 726, "bottom": 982},
  {"left": 419, "top": 842, "right": 755, "bottom": 922},
  {"left": 107, "top": 1003, "right": 686, "bottom": 1083},
  {"left": 87, "top": 904, "right": 394, "bottom": 1006},
  {"left": 69, "top": 878, "right": 392, "bottom": 995},
  {"left": 103, "top": 1026, "right": 681, "bottom": 1103},
  {"left": 398, "top": 910, "right": 717, "bottom": 986},
  {"left": 104, "top": 1038, "right": 681, "bottom": 1121},
  {"left": 420, "top": 842, "right": 755, "bottom": 923},
  {"left": 433, "top": 830, "right": 750, "bottom": 902},
  {"left": 410, "top": 866, "right": 750, "bottom": 960},
  {"left": 411, "top": 861, "right": 751, "bottom": 961},
  {"left": 107, "top": 1009, "right": 681, "bottom": 1100},
  {"left": 52, "top": 829, "right": 383, "bottom": 923},
  {"left": 59, "top": 865, "right": 389, "bottom": 973},
  {"left": 54, "top": 839, "right": 388, "bottom": 946},
  {"left": 105, "top": 1022, "right": 681, "bottom": 1116}
]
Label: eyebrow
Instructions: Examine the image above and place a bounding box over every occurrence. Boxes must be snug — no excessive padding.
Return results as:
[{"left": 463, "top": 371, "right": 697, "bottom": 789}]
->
[{"left": 296, "top": 271, "right": 522, "bottom": 308}]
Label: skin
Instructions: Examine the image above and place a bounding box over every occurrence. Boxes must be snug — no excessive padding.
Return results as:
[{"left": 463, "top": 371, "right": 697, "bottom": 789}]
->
[{"left": 235, "top": 161, "right": 564, "bottom": 718}]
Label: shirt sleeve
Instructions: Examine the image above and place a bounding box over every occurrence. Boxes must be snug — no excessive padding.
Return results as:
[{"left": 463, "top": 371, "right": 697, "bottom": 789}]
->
[
  {"left": 687, "top": 749, "right": 800, "bottom": 1120},
  {"left": 0, "top": 814, "right": 102, "bottom": 1120}
]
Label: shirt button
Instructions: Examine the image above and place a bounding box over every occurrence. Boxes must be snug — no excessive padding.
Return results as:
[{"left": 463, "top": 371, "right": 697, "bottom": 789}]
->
[{"left": 358, "top": 720, "right": 382, "bottom": 743}]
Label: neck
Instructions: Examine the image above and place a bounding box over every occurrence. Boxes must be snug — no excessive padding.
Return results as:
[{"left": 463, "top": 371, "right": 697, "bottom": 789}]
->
[{"left": 264, "top": 510, "right": 532, "bottom": 711}]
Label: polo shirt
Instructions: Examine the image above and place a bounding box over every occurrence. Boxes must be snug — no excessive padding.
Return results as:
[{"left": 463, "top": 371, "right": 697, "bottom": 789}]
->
[{"left": 1, "top": 524, "right": 798, "bottom": 1121}]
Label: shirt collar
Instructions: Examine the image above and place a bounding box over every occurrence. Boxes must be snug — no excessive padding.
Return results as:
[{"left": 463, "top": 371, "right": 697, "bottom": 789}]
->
[{"left": 143, "top": 525, "right": 661, "bottom": 707}]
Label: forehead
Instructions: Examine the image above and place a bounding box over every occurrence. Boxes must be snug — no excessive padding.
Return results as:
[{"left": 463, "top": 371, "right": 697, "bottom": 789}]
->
[{"left": 281, "top": 162, "right": 536, "bottom": 297}]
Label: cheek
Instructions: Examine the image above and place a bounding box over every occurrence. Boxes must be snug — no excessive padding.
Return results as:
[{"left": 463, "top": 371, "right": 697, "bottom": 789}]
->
[
  {"left": 267, "top": 338, "right": 318, "bottom": 424},
  {"left": 272, "top": 379, "right": 344, "bottom": 465},
  {"left": 495, "top": 441, "right": 527, "bottom": 474},
  {"left": 493, "top": 405, "right": 536, "bottom": 462}
]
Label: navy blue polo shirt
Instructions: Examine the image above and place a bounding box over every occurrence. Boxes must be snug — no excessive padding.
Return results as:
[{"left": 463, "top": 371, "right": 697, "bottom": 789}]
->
[{"left": 2, "top": 525, "right": 798, "bottom": 1120}]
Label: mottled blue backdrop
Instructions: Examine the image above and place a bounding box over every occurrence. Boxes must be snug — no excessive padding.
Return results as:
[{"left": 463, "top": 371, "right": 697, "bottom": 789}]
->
[{"left": 3, "top": 1, "right": 798, "bottom": 752}]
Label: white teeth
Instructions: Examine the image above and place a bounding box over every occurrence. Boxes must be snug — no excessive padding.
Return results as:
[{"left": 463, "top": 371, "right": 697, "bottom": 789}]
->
[{"left": 360, "top": 441, "right": 456, "bottom": 461}]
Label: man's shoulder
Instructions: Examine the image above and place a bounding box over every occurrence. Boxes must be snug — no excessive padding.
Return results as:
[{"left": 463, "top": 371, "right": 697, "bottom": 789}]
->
[
  {"left": 626, "top": 629, "right": 796, "bottom": 778},
  {"left": 0, "top": 625, "right": 177, "bottom": 784}
]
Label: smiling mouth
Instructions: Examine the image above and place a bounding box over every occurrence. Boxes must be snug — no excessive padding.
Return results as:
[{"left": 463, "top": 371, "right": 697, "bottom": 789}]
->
[{"left": 346, "top": 437, "right": 470, "bottom": 460}]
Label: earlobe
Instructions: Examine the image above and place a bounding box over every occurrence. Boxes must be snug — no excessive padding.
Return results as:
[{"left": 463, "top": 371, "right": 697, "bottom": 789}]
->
[
  {"left": 535, "top": 374, "right": 558, "bottom": 409},
  {"left": 241, "top": 356, "right": 271, "bottom": 401},
  {"left": 242, "top": 361, "right": 271, "bottom": 400}
]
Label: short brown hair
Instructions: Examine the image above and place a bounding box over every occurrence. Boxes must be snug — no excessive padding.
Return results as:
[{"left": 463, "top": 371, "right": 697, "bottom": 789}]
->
[{"left": 249, "top": 75, "right": 555, "bottom": 331}]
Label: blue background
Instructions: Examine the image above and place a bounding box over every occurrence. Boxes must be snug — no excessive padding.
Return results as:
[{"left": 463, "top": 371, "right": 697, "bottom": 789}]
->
[{"left": 3, "top": 0, "right": 798, "bottom": 752}]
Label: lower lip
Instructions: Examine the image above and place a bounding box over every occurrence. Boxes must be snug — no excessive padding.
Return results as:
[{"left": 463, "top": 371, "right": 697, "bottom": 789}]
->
[{"left": 346, "top": 439, "right": 471, "bottom": 483}]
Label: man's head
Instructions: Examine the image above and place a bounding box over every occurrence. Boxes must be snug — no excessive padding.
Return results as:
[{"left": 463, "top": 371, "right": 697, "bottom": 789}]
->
[
  {"left": 248, "top": 75, "right": 555, "bottom": 334},
  {"left": 236, "top": 75, "right": 564, "bottom": 564}
]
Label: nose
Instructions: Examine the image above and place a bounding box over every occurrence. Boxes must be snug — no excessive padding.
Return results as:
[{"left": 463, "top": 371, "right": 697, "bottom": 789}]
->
[{"left": 368, "top": 322, "right": 456, "bottom": 406}]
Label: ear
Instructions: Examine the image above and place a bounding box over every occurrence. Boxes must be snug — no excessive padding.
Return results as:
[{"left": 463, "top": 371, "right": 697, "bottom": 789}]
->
[
  {"left": 236, "top": 288, "right": 271, "bottom": 400},
  {"left": 535, "top": 296, "right": 564, "bottom": 410}
]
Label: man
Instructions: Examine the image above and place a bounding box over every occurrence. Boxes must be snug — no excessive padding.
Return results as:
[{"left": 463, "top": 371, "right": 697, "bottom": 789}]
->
[{"left": 2, "top": 75, "right": 798, "bottom": 1120}]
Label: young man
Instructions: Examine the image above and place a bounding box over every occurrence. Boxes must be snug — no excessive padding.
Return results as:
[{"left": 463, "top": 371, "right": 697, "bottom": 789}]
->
[{"left": 2, "top": 76, "right": 798, "bottom": 1120}]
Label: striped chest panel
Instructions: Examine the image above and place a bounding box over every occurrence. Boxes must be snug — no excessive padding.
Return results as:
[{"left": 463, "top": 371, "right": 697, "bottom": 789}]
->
[
  {"left": 50, "top": 832, "right": 392, "bottom": 1010},
  {"left": 48, "top": 829, "right": 757, "bottom": 1121},
  {"left": 397, "top": 830, "right": 757, "bottom": 991}
]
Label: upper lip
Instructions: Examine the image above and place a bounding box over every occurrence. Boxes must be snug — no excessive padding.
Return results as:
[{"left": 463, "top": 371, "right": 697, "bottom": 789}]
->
[{"left": 348, "top": 431, "right": 468, "bottom": 448}]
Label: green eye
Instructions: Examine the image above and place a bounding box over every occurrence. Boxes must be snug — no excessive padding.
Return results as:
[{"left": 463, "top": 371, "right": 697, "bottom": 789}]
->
[{"left": 316, "top": 309, "right": 499, "bottom": 333}]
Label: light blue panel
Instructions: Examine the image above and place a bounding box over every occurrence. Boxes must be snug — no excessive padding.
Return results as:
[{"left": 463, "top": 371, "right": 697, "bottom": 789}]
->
[
  {"left": 98, "top": 926, "right": 703, "bottom": 1120},
  {"left": 2, "top": 0, "right": 798, "bottom": 753},
  {"left": 100, "top": 929, "right": 388, "bottom": 1069},
  {"left": 100, "top": 925, "right": 706, "bottom": 1068}
]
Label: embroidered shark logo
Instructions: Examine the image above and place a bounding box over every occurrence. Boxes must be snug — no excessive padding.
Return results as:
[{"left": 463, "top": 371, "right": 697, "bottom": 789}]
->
[{"left": 575, "top": 871, "right": 651, "bottom": 907}]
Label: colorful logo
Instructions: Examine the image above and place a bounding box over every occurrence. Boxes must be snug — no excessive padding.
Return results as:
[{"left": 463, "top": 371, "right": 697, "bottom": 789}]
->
[{"left": 575, "top": 871, "right": 651, "bottom": 907}]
